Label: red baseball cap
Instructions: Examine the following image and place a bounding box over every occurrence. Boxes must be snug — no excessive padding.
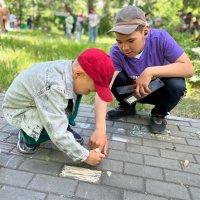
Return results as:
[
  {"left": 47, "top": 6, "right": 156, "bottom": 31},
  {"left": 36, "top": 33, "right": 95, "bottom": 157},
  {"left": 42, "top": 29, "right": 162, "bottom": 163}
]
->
[{"left": 77, "top": 48, "right": 115, "bottom": 102}]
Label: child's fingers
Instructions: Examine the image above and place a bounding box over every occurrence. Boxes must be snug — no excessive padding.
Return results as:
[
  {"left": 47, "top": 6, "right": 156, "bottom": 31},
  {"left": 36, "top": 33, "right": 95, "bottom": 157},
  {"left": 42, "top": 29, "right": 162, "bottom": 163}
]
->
[
  {"left": 95, "top": 148, "right": 106, "bottom": 160},
  {"left": 100, "top": 153, "right": 106, "bottom": 159},
  {"left": 95, "top": 148, "right": 100, "bottom": 153}
]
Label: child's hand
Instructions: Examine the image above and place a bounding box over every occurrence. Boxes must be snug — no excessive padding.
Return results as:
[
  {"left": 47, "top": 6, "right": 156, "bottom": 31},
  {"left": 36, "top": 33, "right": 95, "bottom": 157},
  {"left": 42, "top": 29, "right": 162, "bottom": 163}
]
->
[{"left": 84, "top": 148, "right": 106, "bottom": 166}]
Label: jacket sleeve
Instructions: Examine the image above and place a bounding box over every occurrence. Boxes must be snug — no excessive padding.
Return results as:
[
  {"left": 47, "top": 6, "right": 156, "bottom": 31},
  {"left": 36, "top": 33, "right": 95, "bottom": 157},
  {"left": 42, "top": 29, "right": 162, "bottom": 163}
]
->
[{"left": 34, "top": 85, "right": 89, "bottom": 162}]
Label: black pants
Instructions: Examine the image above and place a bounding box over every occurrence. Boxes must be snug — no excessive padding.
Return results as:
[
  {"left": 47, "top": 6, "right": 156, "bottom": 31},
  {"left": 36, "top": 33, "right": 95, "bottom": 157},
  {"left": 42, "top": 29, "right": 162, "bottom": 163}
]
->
[{"left": 111, "top": 72, "right": 186, "bottom": 116}]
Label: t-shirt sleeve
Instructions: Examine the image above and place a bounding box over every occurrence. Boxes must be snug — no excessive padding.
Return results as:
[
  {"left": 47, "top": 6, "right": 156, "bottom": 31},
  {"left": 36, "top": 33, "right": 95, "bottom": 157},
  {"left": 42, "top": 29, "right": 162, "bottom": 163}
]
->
[
  {"left": 161, "top": 30, "right": 184, "bottom": 63},
  {"left": 109, "top": 45, "right": 122, "bottom": 72}
]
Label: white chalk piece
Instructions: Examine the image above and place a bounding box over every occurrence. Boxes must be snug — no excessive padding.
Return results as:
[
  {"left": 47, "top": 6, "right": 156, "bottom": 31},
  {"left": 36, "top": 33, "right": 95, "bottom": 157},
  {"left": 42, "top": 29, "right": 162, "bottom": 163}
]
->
[
  {"left": 60, "top": 165, "right": 102, "bottom": 183},
  {"left": 183, "top": 160, "right": 189, "bottom": 167},
  {"left": 106, "top": 171, "right": 112, "bottom": 177},
  {"left": 95, "top": 148, "right": 100, "bottom": 153}
]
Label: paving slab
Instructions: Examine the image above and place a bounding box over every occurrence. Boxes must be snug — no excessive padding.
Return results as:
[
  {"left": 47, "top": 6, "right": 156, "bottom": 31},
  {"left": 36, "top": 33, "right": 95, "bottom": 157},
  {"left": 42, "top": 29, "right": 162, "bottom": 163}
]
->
[{"left": 0, "top": 93, "right": 200, "bottom": 200}]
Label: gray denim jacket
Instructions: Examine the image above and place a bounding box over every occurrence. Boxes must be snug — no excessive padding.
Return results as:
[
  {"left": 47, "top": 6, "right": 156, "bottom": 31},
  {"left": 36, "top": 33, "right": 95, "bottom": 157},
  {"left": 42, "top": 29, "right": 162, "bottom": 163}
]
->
[{"left": 2, "top": 60, "right": 89, "bottom": 162}]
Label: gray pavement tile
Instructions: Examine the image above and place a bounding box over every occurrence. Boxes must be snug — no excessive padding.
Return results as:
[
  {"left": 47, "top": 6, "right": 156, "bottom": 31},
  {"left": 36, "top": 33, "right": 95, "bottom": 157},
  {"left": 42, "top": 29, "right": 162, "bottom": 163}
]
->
[
  {"left": 0, "top": 168, "right": 34, "bottom": 187},
  {"left": 167, "top": 115, "right": 200, "bottom": 123},
  {"left": 0, "top": 125, "right": 18, "bottom": 133},
  {"left": 108, "top": 149, "right": 143, "bottom": 164},
  {"left": 190, "top": 187, "right": 200, "bottom": 200},
  {"left": 26, "top": 148, "right": 52, "bottom": 160},
  {"left": 78, "top": 106, "right": 93, "bottom": 113},
  {"left": 124, "top": 163, "right": 163, "bottom": 180},
  {"left": 0, "top": 141, "right": 16, "bottom": 153},
  {"left": 194, "top": 155, "right": 200, "bottom": 163},
  {"left": 75, "top": 116, "right": 88, "bottom": 123},
  {"left": 123, "top": 191, "right": 168, "bottom": 200},
  {"left": 107, "top": 125, "right": 122, "bottom": 133},
  {"left": 0, "top": 118, "right": 7, "bottom": 127},
  {"left": 1, "top": 95, "right": 200, "bottom": 200},
  {"left": 190, "top": 122, "right": 200, "bottom": 128},
  {"left": 160, "top": 149, "right": 196, "bottom": 162},
  {"left": 126, "top": 117, "right": 150, "bottom": 125},
  {"left": 143, "top": 138, "right": 174, "bottom": 149},
  {"left": 48, "top": 150, "right": 75, "bottom": 165},
  {"left": 81, "top": 129, "right": 110, "bottom": 139},
  {"left": 153, "top": 134, "right": 187, "bottom": 145},
  {"left": 179, "top": 126, "right": 200, "bottom": 133},
  {"left": 111, "top": 134, "right": 142, "bottom": 145},
  {"left": 77, "top": 111, "right": 95, "bottom": 118},
  {"left": 47, "top": 194, "right": 80, "bottom": 200},
  {"left": 167, "top": 120, "right": 191, "bottom": 127},
  {"left": 164, "top": 169, "right": 200, "bottom": 187},
  {"left": 0, "top": 185, "right": 46, "bottom": 200},
  {"left": 79, "top": 104, "right": 94, "bottom": 109},
  {"left": 186, "top": 138, "right": 200, "bottom": 147},
  {"left": 166, "top": 124, "right": 179, "bottom": 131},
  {"left": 101, "top": 172, "right": 144, "bottom": 191},
  {"left": 0, "top": 131, "right": 10, "bottom": 141},
  {"left": 170, "top": 130, "right": 199, "bottom": 139},
  {"left": 127, "top": 143, "right": 160, "bottom": 156},
  {"left": 5, "top": 134, "right": 18, "bottom": 143},
  {"left": 182, "top": 162, "right": 200, "bottom": 175},
  {"left": 144, "top": 155, "right": 182, "bottom": 170},
  {"left": 75, "top": 123, "right": 95, "bottom": 131},
  {"left": 76, "top": 182, "right": 122, "bottom": 200},
  {"left": 0, "top": 153, "right": 24, "bottom": 168},
  {"left": 19, "top": 158, "right": 63, "bottom": 175},
  {"left": 97, "top": 159, "right": 123, "bottom": 173},
  {"left": 28, "top": 174, "right": 78, "bottom": 196},
  {"left": 113, "top": 121, "right": 148, "bottom": 129},
  {"left": 108, "top": 140, "right": 126, "bottom": 151},
  {"left": 174, "top": 143, "right": 200, "bottom": 155},
  {"left": 146, "top": 179, "right": 190, "bottom": 200}
]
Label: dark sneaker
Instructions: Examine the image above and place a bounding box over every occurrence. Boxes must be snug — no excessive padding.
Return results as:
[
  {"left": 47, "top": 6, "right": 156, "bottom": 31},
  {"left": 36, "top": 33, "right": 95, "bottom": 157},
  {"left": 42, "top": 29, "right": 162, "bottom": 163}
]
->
[
  {"left": 17, "top": 130, "right": 37, "bottom": 154},
  {"left": 67, "top": 125, "right": 84, "bottom": 145},
  {"left": 150, "top": 114, "right": 167, "bottom": 134},
  {"left": 107, "top": 104, "right": 136, "bottom": 119}
]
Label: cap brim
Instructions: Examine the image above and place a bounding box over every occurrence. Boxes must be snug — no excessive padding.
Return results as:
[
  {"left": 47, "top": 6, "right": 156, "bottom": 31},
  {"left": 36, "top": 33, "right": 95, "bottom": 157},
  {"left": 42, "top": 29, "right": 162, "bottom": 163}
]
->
[
  {"left": 108, "top": 25, "right": 139, "bottom": 34},
  {"left": 95, "top": 85, "right": 113, "bottom": 102}
]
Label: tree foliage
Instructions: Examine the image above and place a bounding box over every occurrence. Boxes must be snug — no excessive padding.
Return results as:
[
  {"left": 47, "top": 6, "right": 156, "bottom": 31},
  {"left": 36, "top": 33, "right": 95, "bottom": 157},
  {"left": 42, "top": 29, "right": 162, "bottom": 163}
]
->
[{"left": 4, "top": 0, "right": 200, "bottom": 33}]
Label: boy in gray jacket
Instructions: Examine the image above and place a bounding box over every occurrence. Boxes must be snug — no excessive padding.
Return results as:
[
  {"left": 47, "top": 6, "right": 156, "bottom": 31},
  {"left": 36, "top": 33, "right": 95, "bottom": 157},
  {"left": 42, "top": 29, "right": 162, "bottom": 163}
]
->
[{"left": 2, "top": 48, "right": 114, "bottom": 166}]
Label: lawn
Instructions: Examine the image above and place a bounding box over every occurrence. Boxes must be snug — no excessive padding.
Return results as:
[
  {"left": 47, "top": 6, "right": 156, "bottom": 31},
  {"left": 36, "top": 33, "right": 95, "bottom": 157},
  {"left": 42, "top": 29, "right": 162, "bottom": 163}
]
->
[{"left": 0, "top": 30, "right": 199, "bottom": 119}]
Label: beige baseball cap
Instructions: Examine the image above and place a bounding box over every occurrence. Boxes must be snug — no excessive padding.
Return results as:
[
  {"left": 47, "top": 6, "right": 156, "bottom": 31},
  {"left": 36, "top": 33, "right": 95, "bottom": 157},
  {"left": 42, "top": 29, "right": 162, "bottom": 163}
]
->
[{"left": 108, "top": 6, "right": 146, "bottom": 34}]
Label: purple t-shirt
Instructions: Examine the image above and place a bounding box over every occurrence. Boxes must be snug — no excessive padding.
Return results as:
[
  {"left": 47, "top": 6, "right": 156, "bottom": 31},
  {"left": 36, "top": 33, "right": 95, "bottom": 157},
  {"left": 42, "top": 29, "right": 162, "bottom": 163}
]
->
[{"left": 110, "top": 28, "right": 184, "bottom": 79}]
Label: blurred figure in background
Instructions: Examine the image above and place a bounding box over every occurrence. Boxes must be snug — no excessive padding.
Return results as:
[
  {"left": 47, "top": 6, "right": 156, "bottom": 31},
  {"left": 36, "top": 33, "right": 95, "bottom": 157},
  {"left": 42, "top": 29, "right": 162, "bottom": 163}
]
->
[
  {"left": 145, "top": 13, "right": 153, "bottom": 26},
  {"left": 26, "top": 16, "right": 33, "bottom": 29},
  {"left": 9, "top": 12, "right": 16, "bottom": 29},
  {"left": 0, "top": 1, "right": 9, "bottom": 33},
  {"left": 65, "top": 11, "right": 74, "bottom": 39},
  {"left": 87, "top": 8, "right": 99, "bottom": 43},
  {"left": 75, "top": 13, "right": 83, "bottom": 41}
]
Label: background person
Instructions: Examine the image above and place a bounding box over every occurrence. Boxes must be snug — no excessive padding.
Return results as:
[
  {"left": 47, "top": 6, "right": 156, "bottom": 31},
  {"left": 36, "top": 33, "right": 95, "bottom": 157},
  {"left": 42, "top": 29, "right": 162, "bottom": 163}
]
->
[{"left": 87, "top": 8, "right": 99, "bottom": 43}]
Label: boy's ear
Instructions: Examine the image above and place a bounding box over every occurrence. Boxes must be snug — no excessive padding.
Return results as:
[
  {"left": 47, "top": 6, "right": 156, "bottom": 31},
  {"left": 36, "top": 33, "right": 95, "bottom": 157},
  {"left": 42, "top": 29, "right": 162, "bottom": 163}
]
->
[
  {"left": 73, "top": 67, "right": 85, "bottom": 79},
  {"left": 143, "top": 26, "right": 149, "bottom": 37}
]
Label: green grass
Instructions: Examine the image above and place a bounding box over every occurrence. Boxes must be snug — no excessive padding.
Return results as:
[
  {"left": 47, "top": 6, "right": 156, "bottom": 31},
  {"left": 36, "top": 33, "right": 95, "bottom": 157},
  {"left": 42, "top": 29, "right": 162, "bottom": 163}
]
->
[{"left": 1, "top": 30, "right": 199, "bottom": 119}]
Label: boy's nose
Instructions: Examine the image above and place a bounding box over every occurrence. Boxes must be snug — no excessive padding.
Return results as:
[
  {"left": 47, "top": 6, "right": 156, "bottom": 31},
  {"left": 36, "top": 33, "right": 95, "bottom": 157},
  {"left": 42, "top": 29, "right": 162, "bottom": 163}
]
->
[{"left": 122, "top": 43, "right": 129, "bottom": 51}]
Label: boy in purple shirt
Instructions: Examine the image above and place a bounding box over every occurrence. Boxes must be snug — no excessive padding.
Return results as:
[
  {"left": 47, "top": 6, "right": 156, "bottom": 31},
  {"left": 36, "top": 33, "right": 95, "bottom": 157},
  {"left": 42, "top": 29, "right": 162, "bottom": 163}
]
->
[{"left": 105, "top": 6, "right": 194, "bottom": 134}]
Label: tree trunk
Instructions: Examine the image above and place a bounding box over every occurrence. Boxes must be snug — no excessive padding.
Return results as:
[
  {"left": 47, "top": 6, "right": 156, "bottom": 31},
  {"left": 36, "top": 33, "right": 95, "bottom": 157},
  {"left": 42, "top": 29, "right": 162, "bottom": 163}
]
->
[
  {"left": 88, "top": 0, "right": 94, "bottom": 13},
  {"left": 129, "top": 0, "right": 134, "bottom": 5},
  {"left": 64, "top": 3, "right": 72, "bottom": 14},
  {"left": 32, "top": 0, "right": 36, "bottom": 28}
]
